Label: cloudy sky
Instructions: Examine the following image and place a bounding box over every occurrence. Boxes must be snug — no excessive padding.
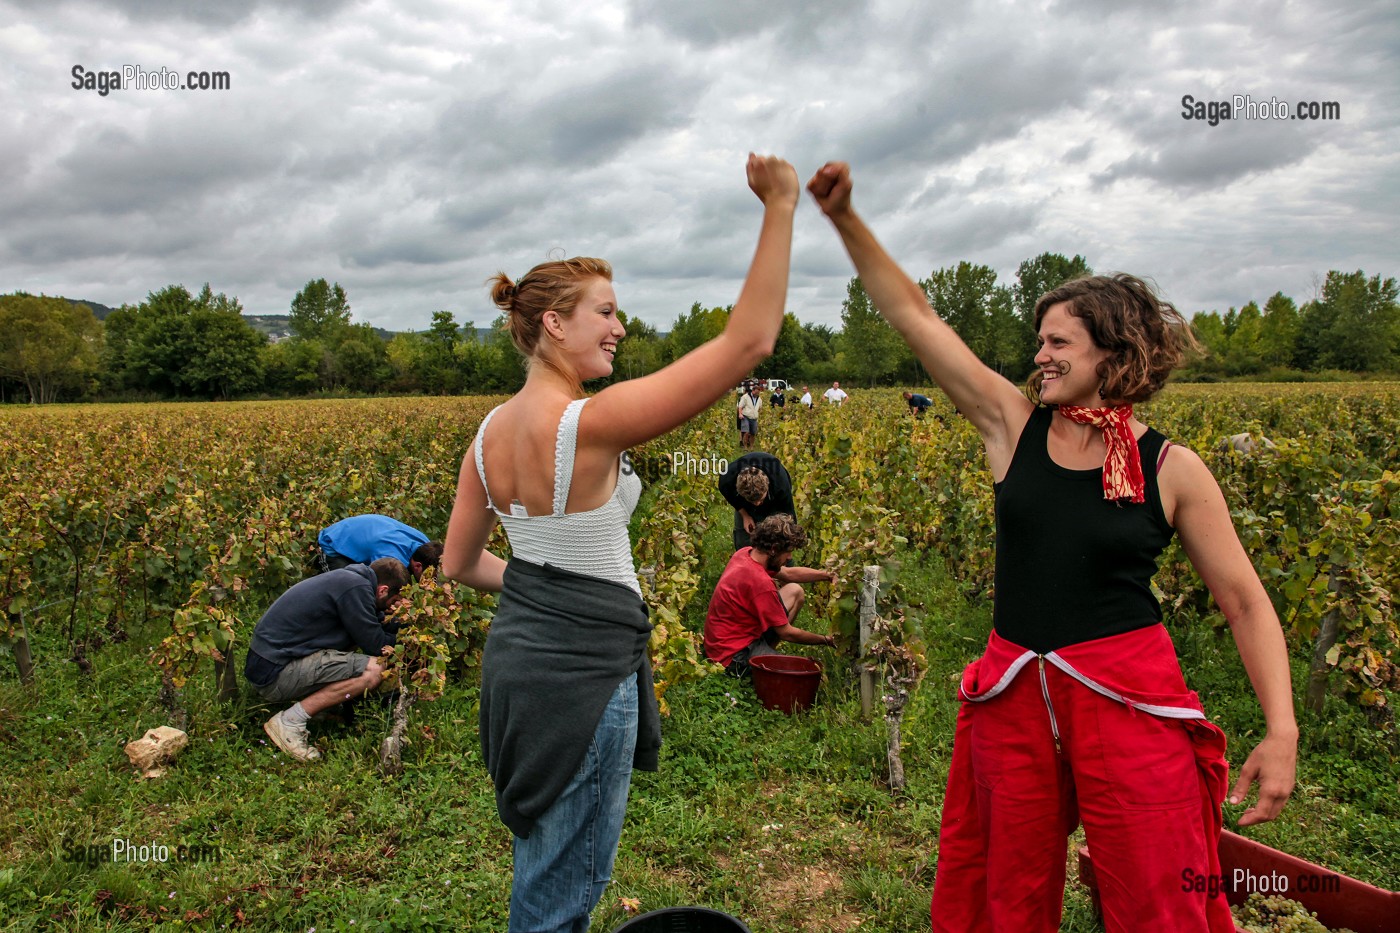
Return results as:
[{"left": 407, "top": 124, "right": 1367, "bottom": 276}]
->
[{"left": 3, "top": 0, "right": 1396, "bottom": 334}]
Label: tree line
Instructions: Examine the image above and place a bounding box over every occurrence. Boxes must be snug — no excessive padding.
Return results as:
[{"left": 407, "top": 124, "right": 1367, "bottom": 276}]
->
[{"left": 2, "top": 257, "right": 1395, "bottom": 404}]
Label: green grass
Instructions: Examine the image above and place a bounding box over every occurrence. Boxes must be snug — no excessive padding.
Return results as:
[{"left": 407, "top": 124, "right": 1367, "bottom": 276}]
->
[{"left": 1, "top": 519, "right": 1396, "bottom": 931}]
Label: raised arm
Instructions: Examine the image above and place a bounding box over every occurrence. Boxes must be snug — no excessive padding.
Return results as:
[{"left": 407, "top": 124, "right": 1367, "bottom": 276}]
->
[
  {"left": 807, "top": 162, "right": 1030, "bottom": 462},
  {"left": 581, "top": 154, "right": 799, "bottom": 450}
]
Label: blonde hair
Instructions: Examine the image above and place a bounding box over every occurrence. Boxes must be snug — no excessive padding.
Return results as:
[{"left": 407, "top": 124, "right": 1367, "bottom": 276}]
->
[{"left": 487, "top": 256, "right": 613, "bottom": 397}]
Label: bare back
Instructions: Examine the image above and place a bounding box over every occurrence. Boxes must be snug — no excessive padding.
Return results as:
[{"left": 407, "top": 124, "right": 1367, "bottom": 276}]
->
[{"left": 475, "top": 390, "right": 622, "bottom": 517}]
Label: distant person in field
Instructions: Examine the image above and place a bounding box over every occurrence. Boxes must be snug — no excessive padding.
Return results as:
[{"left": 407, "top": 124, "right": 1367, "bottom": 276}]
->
[
  {"left": 823, "top": 381, "right": 848, "bottom": 406},
  {"left": 317, "top": 513, "right": 443, "bottom": 580},
  {"left": 718, "top": 451, "right": 795, "bottom": 551},
  {"left": 738, "top": 381, "right": 762, "bottom": 449},
  {"left": 903, "top": 390, "right": 933, "bottom": 417},
  {"left": 770, "top": 384, "right": 786, "bottom": 412},
  {"left": 799, "top": 385, "right": 813, "bottom": 408},
  {"left": 245, "top": 558, "right": 410, "bottom": 762},
  {"left": 1220, "top": 433, "right": 1277, "bottom": 455},
  {"left": 440, "top": 154, "right": 799, "bottom": 933},
  {"left": 703, "top": 514, "right": 836, "bottom": 679},
  {"left": 809, "top": 159, "right": 1296, "bottom": 933}
]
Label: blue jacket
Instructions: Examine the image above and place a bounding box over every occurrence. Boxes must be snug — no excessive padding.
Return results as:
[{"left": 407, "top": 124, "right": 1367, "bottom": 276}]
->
[{"left": 318, "top": 513, "right": 428, "bottom": 567}]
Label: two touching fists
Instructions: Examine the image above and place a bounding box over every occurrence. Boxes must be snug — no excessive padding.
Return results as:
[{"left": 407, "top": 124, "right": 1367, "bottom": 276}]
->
[{"left": 746, "top": 154, "right": 855, "bottom": 219}]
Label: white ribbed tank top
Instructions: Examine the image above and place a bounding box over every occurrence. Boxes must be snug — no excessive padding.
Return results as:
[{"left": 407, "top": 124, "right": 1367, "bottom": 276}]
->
[{"left": 473, "top": 398, "right": 642, "bottom": 595}]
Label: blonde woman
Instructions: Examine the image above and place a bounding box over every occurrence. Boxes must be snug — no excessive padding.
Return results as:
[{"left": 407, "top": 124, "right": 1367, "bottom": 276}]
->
[{"left": 442, "top": 154, "right": 799, "bottom": 933}]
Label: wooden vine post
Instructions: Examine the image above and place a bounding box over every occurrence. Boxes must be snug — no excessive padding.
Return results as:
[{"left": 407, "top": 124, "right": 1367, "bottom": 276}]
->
[
  {"left": 4, "top": 611, "right": 35, "bottom": 684},
  {"left": 856, "top": 563, "right": 928, "bottom": 793},
  {"left": 858, "top": 566, "right": 879, "bottom": 720},
  {"left": 1304, "top": 570, "right": 1344, "bottom": 715}
]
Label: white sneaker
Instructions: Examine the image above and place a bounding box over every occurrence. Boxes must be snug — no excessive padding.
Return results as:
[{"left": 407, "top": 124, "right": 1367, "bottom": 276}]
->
[{"left": 264, "top": 712, "right": 321, "bottom": 762}]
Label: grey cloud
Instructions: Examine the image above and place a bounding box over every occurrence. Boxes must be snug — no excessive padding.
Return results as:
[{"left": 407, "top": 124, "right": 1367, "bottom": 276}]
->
[
  {"left": 1, "top": 0, "right": 1394, "bottom": 336},
  {"left": 4, "top": 0, "right": 359, "bottom": 26},
  {"left": 1062, "top": 140, "right": 1093, "bottom": 164},
  {"left": 1093, "top": 119, "right": 1326, "bottom": 192},
  {"left": 432, "top": 62, "right": 704, "bottom": 174},
  {"left": 625, "top": 0, "right": 870, "bottom": 49}
]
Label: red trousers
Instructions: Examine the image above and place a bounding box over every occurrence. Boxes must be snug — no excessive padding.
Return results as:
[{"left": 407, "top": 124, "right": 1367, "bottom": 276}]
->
[{"left": 930, "top": 626, "right": 1234, "bottom": 932}]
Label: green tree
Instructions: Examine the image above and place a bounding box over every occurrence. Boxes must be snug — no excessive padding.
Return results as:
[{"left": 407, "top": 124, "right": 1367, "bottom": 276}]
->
[
  {"left": 765, "top": 313, "right": 807, "bottom": 384},
  {"left": 99, "top": 303, "right": 140, "bottom": 394},
  {"left": 385, "top": 332, "right": 427, "bottom": 394},
  {"left": 1190, "top": 311, "right": 1228, "bottom": 374},
  {"left": 1258, "top": 292, "right": 1300, "bottom": 369},
  {"left": 839, "top": 277, "right": 902, "bottom": 385},
  {"left": 418, "top": 311, "right": 465, "bottom": 394},
  {"left": 331, "top": 323, "right": 389, "bottom": 392},
  {"left": 664, "top": 303, "right": 729, "bottom": 363},
  {"left": 122, "top": 284, "right": 199, "bottom": 395},
  {"left": 0, "top": 293, "right": 102, "bottom": 403},
  {"left": 475, "top": 315, "right": 527, "bottom": 392},
  {"left": 795, "top": 322, "right": 838, "bottom": 383},
  {"left": 115, "top": 284, "right": 265, "bottom": 398},
  {"left": 921, "top": 263, "right": 1017, "bottom": 374},
  {"left": 263, "top": 338, "right": 323, "bottom": 394},
  {"left": 1304, "top": 271, "right": 1400, "bottom": 372},
  {"left": 1217, "top": 301, "right": 1264, "bottom": 375},
  {"left": 185, "top": 287, "right": 266, "bottom": 399},
  {"left": 289, "top": 279, "right": 352, "bottom": 343},
  {"left": 1013, "top": 253, "right": 1092, "bottom": 369}
]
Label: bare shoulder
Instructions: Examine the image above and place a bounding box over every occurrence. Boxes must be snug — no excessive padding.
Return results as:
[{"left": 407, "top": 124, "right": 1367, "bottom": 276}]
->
[
  {"left": 1156, "top": 441, "right": 1225, "bottom": 528},
  {"left": 1157, "top": 441, "right": 1213, "bottom": 483}
]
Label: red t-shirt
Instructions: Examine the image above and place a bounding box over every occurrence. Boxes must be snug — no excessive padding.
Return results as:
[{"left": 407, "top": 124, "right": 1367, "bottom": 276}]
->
[{"left": 704, "top": 547, "right": 788, "bottom": 667}]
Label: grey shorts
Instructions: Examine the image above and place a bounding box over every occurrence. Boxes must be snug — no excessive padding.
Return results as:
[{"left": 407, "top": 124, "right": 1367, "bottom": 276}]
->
[
  {"left": 255, "top": 649, "right": 370, "bottom": 704},
  {"left": 723, "top": 632, "right": 780, "bottom": 679},
  {"left": 740, "top": 417, "right": 758, "bottom": 434}
]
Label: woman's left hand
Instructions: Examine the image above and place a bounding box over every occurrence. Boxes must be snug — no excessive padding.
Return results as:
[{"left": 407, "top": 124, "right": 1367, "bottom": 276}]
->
[{"left": 1230, "top": 732, "right": 1297, "bottom": 826}]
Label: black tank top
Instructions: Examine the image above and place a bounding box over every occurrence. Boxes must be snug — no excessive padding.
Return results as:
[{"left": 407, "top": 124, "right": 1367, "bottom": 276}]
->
[{"left": 992, "top": 406, "right": 1174, "bottom": 653}]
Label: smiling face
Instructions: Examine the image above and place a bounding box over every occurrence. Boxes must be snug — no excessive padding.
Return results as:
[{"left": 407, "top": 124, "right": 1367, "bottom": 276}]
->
[
  {"left": 1034, "top": 301, "right": 1113, "bottom": 407},
  {"left": 553, "top": 276, "right": 626, "bottom": 381}
]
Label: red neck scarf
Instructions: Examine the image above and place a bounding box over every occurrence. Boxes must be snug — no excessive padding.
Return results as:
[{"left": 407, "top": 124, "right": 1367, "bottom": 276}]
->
[{"left": 1056, "top": 404, "right": 1145, "bottom": 504}]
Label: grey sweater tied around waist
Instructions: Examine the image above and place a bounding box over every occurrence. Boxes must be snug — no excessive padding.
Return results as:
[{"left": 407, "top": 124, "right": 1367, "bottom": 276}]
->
[{"left": 480, "top": 558, "right": 661, "bottom": 839}]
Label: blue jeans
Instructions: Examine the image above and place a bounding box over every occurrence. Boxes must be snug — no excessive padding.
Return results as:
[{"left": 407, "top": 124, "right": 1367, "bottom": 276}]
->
[{"left": 509, "top": 672, "right": 638, "bottom": 933}]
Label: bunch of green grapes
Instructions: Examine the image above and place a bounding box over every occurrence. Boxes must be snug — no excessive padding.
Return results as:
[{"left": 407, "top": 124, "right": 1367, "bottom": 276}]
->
[{"left": 1231, "top": 893, "right": 1358, "bottom": 933}]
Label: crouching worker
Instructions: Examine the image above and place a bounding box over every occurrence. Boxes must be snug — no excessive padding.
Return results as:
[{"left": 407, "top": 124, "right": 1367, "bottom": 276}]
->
[
  {"left": 244, "top": 557, "right": 411, "bottom": 761},
  {"left": 703, "top": 514, "right": 836, "bottom": 679},
  {"left": 317, "top": 513, "right": 443, "bottom": 580}
]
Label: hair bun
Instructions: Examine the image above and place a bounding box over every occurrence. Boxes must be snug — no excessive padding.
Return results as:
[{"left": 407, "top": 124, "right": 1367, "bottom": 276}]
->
[{"left": 488, "top": 272, "right": 518, "bottom": 311}]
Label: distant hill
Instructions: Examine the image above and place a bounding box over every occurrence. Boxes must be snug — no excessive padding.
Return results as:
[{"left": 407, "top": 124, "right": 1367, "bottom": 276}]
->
[
  {"left": 68, "top": 298, "right": 120, "bottom": 320},
  {"left": 243, "top": 314, "right": 294, "bottom": 340}
]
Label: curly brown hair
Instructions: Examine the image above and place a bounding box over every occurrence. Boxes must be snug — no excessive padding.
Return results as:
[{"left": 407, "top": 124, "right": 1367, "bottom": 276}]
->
[
  {"left": 750, "top": 514, "right": 807, "bottom": 555},
  {"left": 735, "top": 467, "right": 770, "bottom": 506},
  {"left": 1027, "top": 274, "right": 1200, "bottom": 405}
]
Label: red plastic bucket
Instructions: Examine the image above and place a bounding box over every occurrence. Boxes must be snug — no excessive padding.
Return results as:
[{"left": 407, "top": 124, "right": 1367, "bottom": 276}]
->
[{"left": 748, "top": 654, "right": 822, "bottom": 714}]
